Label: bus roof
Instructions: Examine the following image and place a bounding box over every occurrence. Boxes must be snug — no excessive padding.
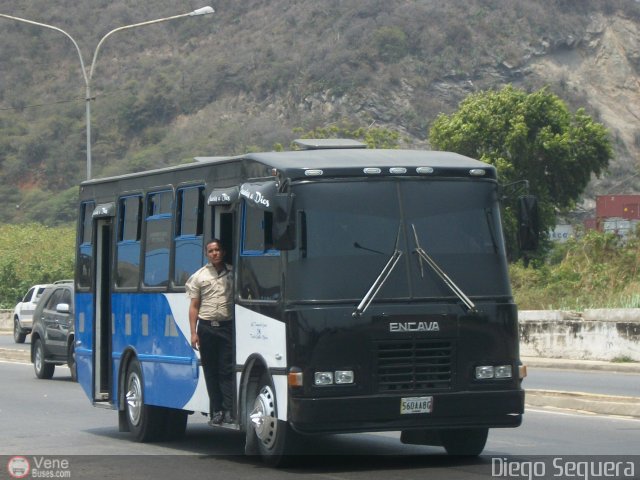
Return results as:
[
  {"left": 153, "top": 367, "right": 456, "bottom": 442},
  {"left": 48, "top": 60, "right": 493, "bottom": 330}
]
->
[
  {"left": 83, "top": 149, "right": 495, "bottom": 186},
  {"left": 201, "top": 149, "right": 496, "bottom": 180}
]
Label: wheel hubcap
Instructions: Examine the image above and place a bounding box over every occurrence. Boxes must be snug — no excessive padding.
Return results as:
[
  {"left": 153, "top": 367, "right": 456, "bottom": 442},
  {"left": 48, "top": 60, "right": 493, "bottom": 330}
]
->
[
  {"left": 249, "top": 385, "right": 277, "bottom": 448},
  {"left": 126, "top": 372, "right": 142, "bottom": 426},
  {"left": 34, "top": 345, "right": 42, "bottom": 372}
]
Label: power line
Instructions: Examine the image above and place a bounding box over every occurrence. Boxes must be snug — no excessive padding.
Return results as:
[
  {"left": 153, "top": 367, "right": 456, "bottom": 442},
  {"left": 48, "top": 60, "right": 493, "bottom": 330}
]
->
[{"left": 0, "top": 86, "right": 137, "bottom": 112}]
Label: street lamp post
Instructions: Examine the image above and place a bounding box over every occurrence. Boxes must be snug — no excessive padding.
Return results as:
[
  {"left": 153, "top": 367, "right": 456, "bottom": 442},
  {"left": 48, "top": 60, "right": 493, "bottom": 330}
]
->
[{"left": 0, "top": 6, "right": 214, "bottom": 180}]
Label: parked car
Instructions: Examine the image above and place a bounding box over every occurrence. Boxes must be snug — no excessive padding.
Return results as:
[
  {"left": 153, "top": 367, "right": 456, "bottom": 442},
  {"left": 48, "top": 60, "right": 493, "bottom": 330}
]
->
[
  {"left": 30, "top": 281, "right": 76, "bottom": 381},
  {"left": 13, "top": 284, "right": 51, "bottom": 343}
]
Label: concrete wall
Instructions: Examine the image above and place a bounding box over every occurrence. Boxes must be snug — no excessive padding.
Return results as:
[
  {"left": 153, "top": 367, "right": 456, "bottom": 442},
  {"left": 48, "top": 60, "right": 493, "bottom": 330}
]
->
[
  {"left": 0, "top": 309, "right": 11, "bottom": 330},
  {"left": 519, "top": 309, "right": 640, "bottom": 361},
  {"left": 2, "top": 306, "right": 639, "bottom": 361}
]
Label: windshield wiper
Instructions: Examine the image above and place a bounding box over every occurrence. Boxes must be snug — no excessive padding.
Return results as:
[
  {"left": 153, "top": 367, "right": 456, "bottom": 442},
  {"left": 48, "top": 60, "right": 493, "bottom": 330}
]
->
[
  {"left": 352, "top": 225, "right": 403, "bottom": 318},
  {"left": 411, "top": 224, "right": 477, "bottom": 313}
]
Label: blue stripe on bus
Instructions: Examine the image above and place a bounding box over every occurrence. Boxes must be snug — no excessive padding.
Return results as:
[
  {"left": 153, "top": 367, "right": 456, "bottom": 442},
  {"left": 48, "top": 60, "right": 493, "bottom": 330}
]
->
[{"left": 75, "top": 291, "right": 198, "bottom": 410}]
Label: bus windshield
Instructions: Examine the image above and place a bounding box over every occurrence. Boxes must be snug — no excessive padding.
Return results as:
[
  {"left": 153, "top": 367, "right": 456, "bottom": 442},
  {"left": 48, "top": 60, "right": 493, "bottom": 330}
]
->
[{"left": 286, "top": 179, "right": 511, "bottom": 303}]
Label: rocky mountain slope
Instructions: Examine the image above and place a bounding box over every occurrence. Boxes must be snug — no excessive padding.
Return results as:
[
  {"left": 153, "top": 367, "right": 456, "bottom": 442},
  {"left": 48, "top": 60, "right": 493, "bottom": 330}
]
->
[{"left": 0, "top": 0, "right": 638, "bottom": 223}]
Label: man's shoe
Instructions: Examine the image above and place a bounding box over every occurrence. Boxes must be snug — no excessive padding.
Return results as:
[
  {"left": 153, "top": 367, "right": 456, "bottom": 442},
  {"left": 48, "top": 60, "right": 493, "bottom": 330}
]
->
[
  {"left": 222, "top": 411, "right": 235, "bottom": 424},
  {"left": 208, "top": 411, "right": 224, "bottom": 426}
]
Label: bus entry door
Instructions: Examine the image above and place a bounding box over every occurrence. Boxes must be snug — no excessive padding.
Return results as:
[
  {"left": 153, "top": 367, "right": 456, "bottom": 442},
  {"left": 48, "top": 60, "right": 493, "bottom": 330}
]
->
[{"left": 93, "top": 217, "right": 113, "bottom": 403}]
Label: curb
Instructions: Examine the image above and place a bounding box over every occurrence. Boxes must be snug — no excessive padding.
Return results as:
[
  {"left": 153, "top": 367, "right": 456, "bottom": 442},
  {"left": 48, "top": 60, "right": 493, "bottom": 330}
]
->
[
  {"left": 522, "top": 356, "right": 640, "bottom": 374},
  {"left": 0, "top": 347, "right": 30, "bottom": 363},
  {"left": 526, "top": 389, "right": 640, "bottom": 418}
]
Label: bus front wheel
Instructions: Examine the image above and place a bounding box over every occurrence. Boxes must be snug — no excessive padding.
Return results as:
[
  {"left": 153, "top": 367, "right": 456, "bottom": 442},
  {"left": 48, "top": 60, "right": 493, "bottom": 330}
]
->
[
  {"left": 124, "top": 359, "right": 163, "bottom": 442},
  {"left": 440, "top": 428, "right": 488, "bottom": 456},
  {"left": 246, "top": 372, "right": 298, "bottom": 466}
]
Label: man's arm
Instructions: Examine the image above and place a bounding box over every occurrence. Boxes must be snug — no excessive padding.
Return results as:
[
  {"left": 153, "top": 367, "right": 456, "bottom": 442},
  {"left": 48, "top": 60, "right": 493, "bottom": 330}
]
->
[{"left": 189, "top": 297, "right": 201, "bottom": 350}]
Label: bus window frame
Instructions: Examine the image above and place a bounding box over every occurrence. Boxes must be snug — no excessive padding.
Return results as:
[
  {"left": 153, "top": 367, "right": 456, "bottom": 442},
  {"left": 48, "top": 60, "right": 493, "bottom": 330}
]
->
[
  {"left": 173, "top": 184, "right": 206, "bottom": 288},
  {"left": 76, "top": 200, "right": 96, "bottom": 292},
  {"left": 141, "top": 187, "right": 175, "bottom": 291},
  {"left": 238, "top": 200, "right": 281, "bottom": 304},
  {"left": 114, "top": 193, "right": 143, "bottom": 292},
  {"left": 240, "top": 201, "right": 280, "bottom": 257}
]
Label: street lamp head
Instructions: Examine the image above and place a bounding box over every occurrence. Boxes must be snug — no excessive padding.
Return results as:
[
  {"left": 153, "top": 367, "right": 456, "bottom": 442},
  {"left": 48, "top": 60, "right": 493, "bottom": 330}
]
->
[{"left": 190, "top": 6, "right": 215, "bottom": 16}]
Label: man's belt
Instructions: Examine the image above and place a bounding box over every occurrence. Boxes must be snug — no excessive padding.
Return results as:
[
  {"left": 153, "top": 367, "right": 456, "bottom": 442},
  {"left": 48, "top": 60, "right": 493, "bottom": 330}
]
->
[{"left": 198, "top": 318, "right": 232, "bottom": 327}]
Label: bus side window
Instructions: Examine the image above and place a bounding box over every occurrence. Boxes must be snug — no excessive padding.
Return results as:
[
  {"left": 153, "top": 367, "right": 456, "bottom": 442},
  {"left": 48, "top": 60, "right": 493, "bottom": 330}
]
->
[
  {"left": 78, "top": 201, "right": 95, "bottom": 289},
  {"left": 174, "top": 186, "right": 205, "bottom": 286},
  {"left": 238, "top": 202, "right": 280, "bottom": 301},
  {"left": 116, "top": 195, "right": 142, "bottom": 289},
  {"left": 144, "top": 190, "right": 173, "bottom": 287}
]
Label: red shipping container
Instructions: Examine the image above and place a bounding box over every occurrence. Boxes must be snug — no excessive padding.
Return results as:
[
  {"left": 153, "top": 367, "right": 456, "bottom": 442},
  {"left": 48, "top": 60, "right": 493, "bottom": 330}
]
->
[{"left": 596, "top": 195, "right": 640, "bottom": 220}]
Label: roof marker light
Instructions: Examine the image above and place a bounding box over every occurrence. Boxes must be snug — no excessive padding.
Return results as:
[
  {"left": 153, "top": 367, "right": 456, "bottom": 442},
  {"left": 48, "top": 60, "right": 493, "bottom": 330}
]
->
[
  {"left": 469, "top": 169, "right": 486, "bottom": 176},
  {"left": 416, "top": 167, "right": 434, "bottom": 175},
  {"left": 389, "top": 167, "right": 407, "bottom": 174},
  {"left": 305, "top": 169, "right": 324, "bottom": 176},
  {"left": 364, "top": 168, "right": 382, "bottom": 175}
]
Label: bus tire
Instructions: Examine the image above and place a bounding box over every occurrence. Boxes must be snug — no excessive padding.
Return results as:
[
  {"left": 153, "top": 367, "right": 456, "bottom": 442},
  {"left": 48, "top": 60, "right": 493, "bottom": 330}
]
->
[
  {"left": 124, "top": 359, "right": 163, "bottom": 442},
  {"left": 440, "top": 428, "right": 488, "bottom": 456},
  {"left": 246, "top": 372, "right": 297, "bottom": 466},
  {"left": 33, "top": 339, "right": 55, "bottom": 379}
]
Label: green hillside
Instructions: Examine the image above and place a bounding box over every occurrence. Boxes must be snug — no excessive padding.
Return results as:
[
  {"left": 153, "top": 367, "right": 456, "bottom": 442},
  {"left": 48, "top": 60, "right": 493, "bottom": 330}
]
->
[{"left": 1, "top": 0, "right": 639, "bottom": 224}]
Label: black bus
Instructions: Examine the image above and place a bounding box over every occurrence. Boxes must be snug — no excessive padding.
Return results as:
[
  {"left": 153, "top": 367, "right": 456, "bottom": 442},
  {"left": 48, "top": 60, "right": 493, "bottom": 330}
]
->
[{"left": 75, "top": 140, "right": 532, "bottom": 465}]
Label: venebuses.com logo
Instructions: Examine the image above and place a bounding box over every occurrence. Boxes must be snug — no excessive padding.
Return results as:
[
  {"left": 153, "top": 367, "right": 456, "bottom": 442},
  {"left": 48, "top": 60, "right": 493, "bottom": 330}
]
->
[
  {"left": 7, "top": 456, "right": 71, "bottom": 478},
  {"left": 7, "top": 457, "right": 30, "bottom": 479}
]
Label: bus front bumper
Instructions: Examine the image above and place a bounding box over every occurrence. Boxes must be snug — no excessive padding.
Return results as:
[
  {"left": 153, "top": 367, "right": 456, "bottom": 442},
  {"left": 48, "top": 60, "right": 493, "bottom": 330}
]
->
[{"left": 288, "top": 389, "right": 524, "bottom": 435}]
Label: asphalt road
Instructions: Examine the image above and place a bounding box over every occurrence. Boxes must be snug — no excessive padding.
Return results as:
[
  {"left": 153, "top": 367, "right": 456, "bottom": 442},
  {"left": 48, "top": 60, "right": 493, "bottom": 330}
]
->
[
  {"left": 1, "top": 360, "right": 639, "bottom": 479},
  {"left": 524, "top": 365, "right": 640, "bottom": 397}
]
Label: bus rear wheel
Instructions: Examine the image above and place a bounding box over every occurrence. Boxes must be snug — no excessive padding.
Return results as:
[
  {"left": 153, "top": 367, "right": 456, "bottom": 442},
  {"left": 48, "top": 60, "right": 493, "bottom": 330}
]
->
[
  {"left": 124, "top": 359, "right": 163, "bottom": 442},
  {"left": 246, "top": 372, "right": 298, "bottom": 466},
  {"left": 440, "top": 428, "right": 488, "bottom": 456}
]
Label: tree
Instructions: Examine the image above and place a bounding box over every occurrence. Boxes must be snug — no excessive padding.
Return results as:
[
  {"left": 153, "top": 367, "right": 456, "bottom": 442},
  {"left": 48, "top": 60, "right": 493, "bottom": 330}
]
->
[
  {"left": 0, "top": 223, "right": 75, "bottom": 307},
  {"left": 429, "top": 85, "right": 612, "bottom": 260}
]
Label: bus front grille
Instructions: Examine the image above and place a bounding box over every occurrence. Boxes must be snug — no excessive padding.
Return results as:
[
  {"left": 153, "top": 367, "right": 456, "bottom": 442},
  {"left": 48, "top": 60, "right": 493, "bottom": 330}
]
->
[{"left": 375, "top": 340, "right": 453, "bottom": 393}]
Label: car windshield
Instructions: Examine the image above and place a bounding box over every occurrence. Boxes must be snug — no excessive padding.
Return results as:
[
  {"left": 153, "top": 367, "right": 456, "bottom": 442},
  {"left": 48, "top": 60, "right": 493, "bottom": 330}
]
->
[{"left": 285, "top": 179, "right": 510, "bottom": 302}]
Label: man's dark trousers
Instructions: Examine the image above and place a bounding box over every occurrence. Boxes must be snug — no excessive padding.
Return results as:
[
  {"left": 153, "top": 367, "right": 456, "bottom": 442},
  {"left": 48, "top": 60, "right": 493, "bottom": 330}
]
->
[{"left": 197, "top": 321, "right": 234, "bottom": 416}]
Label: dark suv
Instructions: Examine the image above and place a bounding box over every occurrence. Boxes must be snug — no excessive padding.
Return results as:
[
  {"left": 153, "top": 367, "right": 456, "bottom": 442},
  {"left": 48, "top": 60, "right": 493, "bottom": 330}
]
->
[{"left": 30, "top": 281, "right": 76, "bottom": 381}]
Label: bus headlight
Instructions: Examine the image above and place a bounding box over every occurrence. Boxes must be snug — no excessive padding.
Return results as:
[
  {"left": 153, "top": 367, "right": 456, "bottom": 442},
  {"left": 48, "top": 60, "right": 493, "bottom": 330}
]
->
[
  {"left": 475, "top": 366, "right": 494, "bottom": 379},
  {"left": 475, "top": 364, "right": 513, "bottom": 379},
  {"left": 314, "top": 370, "right": 355, "bottom": 385},
  {"left": 494, "top": 365, "right": 513, "bottom": 378},
  {"left": 334, "top": 370, "right": 355, "bottom": 384},
  {"left": 314, "top": 371, "right": 333, "bottom": 385}
]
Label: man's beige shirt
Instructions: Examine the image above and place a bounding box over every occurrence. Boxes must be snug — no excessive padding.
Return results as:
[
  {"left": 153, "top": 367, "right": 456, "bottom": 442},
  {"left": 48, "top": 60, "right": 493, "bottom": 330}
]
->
[{"left": 185, "top": 263, "right": 234, "bottom": 322}]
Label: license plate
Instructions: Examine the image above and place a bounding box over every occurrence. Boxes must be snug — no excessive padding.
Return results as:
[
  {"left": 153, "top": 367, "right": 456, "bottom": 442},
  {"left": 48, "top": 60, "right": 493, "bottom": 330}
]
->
[{"left": 400, "top": 396, "right": 433, "bottom": 414}]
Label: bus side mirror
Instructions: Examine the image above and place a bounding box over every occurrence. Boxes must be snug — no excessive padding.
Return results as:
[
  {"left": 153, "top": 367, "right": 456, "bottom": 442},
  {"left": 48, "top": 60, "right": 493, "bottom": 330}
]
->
[
  {"left": 517, "top": 195, "right": 539, "bottom": 251},
  {"left": 272, "top": 194, "right": 295, "bottom": 250}
]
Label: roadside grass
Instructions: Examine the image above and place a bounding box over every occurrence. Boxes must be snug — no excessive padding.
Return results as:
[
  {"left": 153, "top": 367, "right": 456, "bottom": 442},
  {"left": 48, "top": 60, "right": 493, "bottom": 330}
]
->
[{"left": 511, "top": 229, "right": 640, "bottom": 311}]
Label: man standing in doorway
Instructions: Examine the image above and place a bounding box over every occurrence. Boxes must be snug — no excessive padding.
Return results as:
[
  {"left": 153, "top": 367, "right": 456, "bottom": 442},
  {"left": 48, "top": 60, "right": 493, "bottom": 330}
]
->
[{"left": 186, "top": 239, "right": 234, "bottom": 425}]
